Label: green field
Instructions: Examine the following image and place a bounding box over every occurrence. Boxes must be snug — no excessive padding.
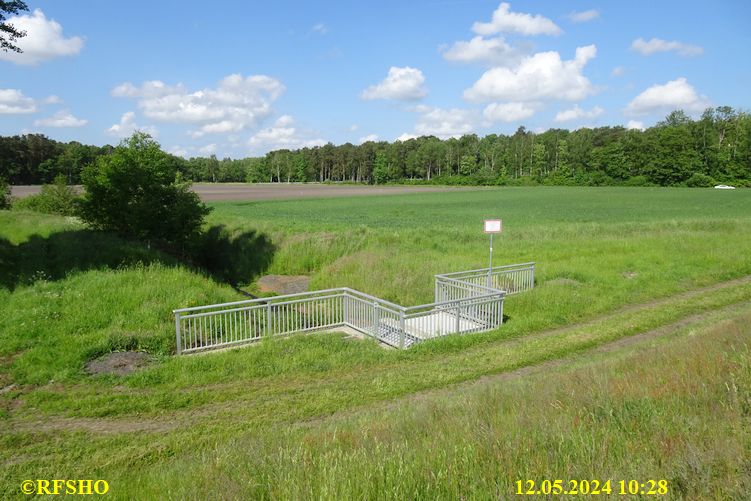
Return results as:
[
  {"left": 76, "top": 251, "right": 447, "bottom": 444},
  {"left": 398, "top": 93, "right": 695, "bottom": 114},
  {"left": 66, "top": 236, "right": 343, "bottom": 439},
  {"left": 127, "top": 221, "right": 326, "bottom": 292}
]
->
[{"left": 1, "top": 186, "right": 751, "bottom": 499}]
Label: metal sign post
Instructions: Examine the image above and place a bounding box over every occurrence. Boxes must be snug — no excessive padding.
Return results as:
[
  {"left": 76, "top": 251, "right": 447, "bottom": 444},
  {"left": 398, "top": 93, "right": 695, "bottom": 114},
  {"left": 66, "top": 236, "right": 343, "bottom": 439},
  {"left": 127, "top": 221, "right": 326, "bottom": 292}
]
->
[{"left": 483, "top": 219, "right": 502, "bottom": 287}]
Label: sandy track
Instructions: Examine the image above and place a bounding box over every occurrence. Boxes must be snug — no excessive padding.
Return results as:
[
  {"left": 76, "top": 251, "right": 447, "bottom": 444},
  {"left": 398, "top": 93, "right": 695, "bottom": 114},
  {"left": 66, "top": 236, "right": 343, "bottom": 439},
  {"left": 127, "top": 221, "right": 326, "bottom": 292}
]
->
[{"left": 11, "top": 183, "right": 483, "bottom": 202}]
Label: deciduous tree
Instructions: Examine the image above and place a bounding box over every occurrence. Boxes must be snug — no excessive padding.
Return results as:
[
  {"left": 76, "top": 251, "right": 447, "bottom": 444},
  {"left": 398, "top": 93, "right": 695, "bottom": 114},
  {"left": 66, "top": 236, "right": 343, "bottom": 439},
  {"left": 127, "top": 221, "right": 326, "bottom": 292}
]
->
[{"left": 79, "top": 132, "right": 211, "bottom": 254}]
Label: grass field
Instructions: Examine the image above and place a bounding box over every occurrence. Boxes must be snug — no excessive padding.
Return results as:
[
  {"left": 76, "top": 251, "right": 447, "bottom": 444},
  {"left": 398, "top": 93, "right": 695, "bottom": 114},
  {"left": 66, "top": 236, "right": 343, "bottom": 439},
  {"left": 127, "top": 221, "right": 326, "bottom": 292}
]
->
[{"left": 1, "top": 186, "right": 750, "bottom": 499}]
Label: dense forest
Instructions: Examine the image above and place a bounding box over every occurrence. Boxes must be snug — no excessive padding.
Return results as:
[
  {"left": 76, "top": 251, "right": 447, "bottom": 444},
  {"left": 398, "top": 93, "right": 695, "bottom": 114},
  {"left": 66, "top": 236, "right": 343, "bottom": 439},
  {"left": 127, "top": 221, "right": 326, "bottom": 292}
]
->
[{"left": 1, "top": 106, "right": 749, "bottom": 187}]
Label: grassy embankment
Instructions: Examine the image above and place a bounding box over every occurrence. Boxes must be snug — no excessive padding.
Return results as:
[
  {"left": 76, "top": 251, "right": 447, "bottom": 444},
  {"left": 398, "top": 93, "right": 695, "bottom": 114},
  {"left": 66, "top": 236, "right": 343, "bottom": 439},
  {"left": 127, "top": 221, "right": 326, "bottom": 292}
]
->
[{"left": 1, "top": 186, "right": 750, "bottom": 498}]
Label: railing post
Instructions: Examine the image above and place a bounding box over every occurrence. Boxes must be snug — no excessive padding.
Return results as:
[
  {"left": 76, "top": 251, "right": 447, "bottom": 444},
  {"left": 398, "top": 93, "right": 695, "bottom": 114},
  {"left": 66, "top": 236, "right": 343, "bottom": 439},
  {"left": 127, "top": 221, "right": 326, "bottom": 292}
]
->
[
  {"left": 399, "top": 309, "right": 406, "bottom": 349},
  {"left": 342, "top": 291, "right": 349, "bottom": 327},
  {"left": 455, "top": 304, "right": 461, "bottom": 334},
  {"left": 373, "top": 302, "right": 380, "bottom": 339},
  {"left": 174, "top": 311, "right": 182, "bottom": 355},
  {"left": 500, "top": 295, "right": 505, "bottom": 325},
  {"left": 266, "top": 302, "right": 272, "bottom": 336},
  {"left": 530, "top": 264, "right": 535, "bottom": 289}
]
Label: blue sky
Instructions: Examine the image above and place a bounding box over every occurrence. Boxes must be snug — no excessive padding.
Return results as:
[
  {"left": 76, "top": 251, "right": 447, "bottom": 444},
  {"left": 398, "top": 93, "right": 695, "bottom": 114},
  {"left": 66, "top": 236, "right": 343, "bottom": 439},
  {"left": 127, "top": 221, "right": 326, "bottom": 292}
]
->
[{"left": 1, "top": 0, "right": 749, "bottom": 158}]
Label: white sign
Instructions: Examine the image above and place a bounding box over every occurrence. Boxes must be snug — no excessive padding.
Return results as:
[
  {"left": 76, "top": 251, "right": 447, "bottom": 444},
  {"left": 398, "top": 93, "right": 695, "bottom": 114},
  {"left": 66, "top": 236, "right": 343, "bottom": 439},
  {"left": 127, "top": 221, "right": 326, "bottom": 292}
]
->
[{"left": 484, "top": 219, "right": 502, "bottom": 233}]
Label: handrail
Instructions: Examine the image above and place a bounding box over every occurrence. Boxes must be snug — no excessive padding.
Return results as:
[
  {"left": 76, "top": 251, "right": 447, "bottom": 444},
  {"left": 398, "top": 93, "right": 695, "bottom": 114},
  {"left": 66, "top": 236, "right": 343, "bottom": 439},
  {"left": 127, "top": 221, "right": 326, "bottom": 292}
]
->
[
  {"left": 173, "top": 287, "right": 347, "bottom": 313},
  {"left": 403, "top": 290, "right": 505, "bottom": 313},
  {"left": 434, "top": 275, "right": 500, "bottom": 294},
  {"left": 435, "top": 262, "right": 535, "bottom": 278},
  {"left": 340, "top": 287, "right": 406, "bottom": 312},
  {"left": 179, "top": 293, "right": 344, "bottom": 319}
]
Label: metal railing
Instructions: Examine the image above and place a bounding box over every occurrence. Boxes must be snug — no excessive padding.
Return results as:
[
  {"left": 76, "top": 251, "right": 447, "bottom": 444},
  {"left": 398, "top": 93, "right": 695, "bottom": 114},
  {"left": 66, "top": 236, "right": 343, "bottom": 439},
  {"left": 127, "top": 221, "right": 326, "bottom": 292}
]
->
[
  {"left": 174, "top": 262, "right": 535, "bottom": 354},
  {"left": 435, "top": 262, "right": 535, "bottom": 296},
  {"left": 174, "top": 288, "right": 345, "bottom": 354}
]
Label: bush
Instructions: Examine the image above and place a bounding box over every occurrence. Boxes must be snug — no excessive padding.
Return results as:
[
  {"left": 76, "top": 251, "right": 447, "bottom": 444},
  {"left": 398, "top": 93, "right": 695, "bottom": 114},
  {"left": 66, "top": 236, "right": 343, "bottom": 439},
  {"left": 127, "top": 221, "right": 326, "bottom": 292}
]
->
[
  {"left": 585, "top": 172, "right": 616, "bottom": 186},
  {"left": 78, "top": 132, "right": 211, "bottom": 255},
  {"left": 685, "top": 172, "right": 717, "bottom": 188},
  {"left": 0, "top": 177, "right": 10, "bottom": 209},
  {"left": 13, "top": 175, "right": 80, "bottom": 215},
  {"left": 623, "top": 175, "right": 655, "bottom": 187}
]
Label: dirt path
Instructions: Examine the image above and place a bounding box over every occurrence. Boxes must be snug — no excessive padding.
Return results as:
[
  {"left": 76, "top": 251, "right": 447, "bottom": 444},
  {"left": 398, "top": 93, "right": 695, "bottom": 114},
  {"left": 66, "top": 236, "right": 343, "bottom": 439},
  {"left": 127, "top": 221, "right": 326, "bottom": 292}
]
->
[
  {"left": 11, "top": 183, "right": 484, "bottom": 201},
  {"left": 7, "top": 276, "right": 750, "bottom": 436},
  {"left": 297, "top": 297, "right": 751, "bottom": 428}
]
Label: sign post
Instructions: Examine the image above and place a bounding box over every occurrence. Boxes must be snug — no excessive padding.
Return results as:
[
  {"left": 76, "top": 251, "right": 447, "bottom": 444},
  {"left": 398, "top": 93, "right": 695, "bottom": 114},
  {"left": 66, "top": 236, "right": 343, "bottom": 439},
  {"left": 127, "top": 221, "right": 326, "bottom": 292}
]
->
[{"left": 483, "top": 219, "right": 502, "bottom": 287}]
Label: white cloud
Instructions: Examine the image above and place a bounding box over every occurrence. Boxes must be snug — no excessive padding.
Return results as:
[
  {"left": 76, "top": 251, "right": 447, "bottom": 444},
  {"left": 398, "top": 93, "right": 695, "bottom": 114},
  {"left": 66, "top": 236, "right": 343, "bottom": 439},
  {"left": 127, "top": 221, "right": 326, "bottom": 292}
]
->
[
  {"left": 112, "top": 74, "right": 285, "bottom": 137},
  {"left": 568, "top": 9, "right": 600, "bottom": 23},
  {"left": 274, "top": 114, "right": 295, "bottom": 127},
  {"left": 611, "top": 66, "right": 625, "bottom": 77},
  {"left": 412, "top": 105, "right": 478, "bottom": 139},
  {"left": 358, "top": 134, "right": 379, "bottom": 144},
  {"left": 168, "top": 146, "right": 190, "bottom": 158},
  {"left": 464, "top": 45, "right": 597, "bottom": 102},
  {"left": 441, "top": 36, "right": 523, "bottom": 66},
  {"left": 198, "top": 143, "right": 217, "bottom": 155},
  {"left": 0, "top": 88, "right": 37, "bottom": 114},
  {"left": 0, "top": 9, "right": 84, "bottom": 65},
  {"left": 348, "top": 124, "right": 359, "bottom": 132},
  {"left": 631, "top": 38, "right": 704, "bottom": 57},
  {"left": 111, "top": 81, "right": 185, "bottom": 98},
  {"left": 554, "top": 105, "right": 604, "bottom": 122},
  {"left": 626, "top": 120, "right": 645, "bottom": 131},
  {"left": 312, "top": 23, "right": 327, "bottom": 34},
  {"left": 42, "top": 95, "right": 62, "bottom": 104},
  {"left": 625, "top": 77, "right": 710, "bottom": 116},
  {"left": 395, "top": 133, "right": 417, "bottom": 142},
  {"left": 248, "top": 115, "right": 326, "bottom": 151},
  {"left": 34, "top": 110, "right": 87, "bottom": 127},
  {"left": 361, "top": 66, "right": 427, "bottom": 100},
  {"left": 472, "top": 2, "right": 561, "bottom": 36},
  {"left": 483, "top": 102, "right": 538, "bottom": 122},
  {"left": 106, "top": 111, "right": 158, "bottom": 138}
]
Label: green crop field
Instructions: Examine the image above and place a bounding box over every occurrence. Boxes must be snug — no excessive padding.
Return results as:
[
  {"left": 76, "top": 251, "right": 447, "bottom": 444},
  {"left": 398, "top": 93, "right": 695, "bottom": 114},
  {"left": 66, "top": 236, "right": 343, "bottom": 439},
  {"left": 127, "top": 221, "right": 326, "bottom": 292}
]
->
[{"left": 1, "top": 186, "right": 751, "bottom": 499}]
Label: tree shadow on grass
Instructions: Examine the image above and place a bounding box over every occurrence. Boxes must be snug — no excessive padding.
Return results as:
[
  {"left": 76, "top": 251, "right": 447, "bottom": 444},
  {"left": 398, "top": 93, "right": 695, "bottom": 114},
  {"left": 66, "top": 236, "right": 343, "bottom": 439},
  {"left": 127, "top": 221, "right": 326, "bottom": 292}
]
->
[
  {"left": 0, "top": 230, "right": 170, "bottom": 291},
  {"left": 192, "top": 225, "right": 276, "bottom": 287},
  {"left": 0, "top": 225, "right": 275, "bottom": 291}
]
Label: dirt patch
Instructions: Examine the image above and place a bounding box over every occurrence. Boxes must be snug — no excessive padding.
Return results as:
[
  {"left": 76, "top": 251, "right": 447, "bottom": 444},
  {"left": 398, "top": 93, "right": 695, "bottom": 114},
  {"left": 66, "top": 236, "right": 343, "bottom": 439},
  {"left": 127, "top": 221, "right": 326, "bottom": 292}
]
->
[
  {"left": 547, "top": 278, "right": 581, "bottom": 286},
  {"left": 257, "top": 275, "right": 310, "bottom": 295},
  {"left": 85, "top": 352, "right": 154, "bottom": 376},
  {"left": 6, "top": 416, "right": 176, "bottom": 436},
  {"left": 622, "top": 271, "right": 638, "bottom": 279},
  {"left": 0, "top": 383, "right": 17, "bottom": 394}
]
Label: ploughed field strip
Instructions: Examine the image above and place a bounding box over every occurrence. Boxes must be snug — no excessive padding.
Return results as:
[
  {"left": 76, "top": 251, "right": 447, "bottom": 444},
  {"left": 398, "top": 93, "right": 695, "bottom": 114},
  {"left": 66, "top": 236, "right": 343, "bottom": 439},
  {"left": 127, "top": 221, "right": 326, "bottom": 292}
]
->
[{"left": 174, "top": 263, "right": 535, "bottom": 352}]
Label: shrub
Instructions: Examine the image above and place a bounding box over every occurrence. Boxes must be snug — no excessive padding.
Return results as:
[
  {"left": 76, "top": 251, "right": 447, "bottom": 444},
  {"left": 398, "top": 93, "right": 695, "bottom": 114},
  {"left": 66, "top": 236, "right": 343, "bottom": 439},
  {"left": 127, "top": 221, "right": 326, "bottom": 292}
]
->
[
  {"left": 585, "top": 172, "right": 616, "bottom": 186},
  {"left": 0, "top": 177, "right": 10, "bottom": 209},
  {"left": 623, "top": 175, "right": 655, "bottom": 187},
  {"left": 13, "top": 175, "right": 80, "bottom": 215},
  {"left": 685, "top": 172, "right": 717, "bottom": 188},
  {"left": 78, "top": 132, "right": 211, "bottom": 255}
]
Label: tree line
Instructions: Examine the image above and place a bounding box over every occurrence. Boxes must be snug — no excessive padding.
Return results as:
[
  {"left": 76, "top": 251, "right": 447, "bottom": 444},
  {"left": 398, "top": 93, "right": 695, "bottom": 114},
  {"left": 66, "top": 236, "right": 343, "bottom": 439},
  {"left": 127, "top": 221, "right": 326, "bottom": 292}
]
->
[{"left": 1, "top": 106, "right": 749, "bottom": 187}]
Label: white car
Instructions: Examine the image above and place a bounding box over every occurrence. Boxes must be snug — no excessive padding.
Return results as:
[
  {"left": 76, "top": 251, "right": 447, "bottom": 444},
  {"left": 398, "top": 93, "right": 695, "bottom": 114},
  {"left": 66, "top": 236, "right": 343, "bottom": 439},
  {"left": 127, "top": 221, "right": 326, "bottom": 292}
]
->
[{"left": 714, "top": 184, "right": 736, "bottom": 189}]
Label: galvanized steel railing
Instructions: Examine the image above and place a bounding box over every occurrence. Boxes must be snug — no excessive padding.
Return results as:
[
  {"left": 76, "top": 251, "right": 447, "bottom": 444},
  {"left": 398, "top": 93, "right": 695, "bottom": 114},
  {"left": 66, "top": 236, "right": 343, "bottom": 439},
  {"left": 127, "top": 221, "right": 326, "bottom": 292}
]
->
[
  {"left": 174, "top": 262, "right": 535, "bottom": 354},
  {"left": 435, "top": 262, "right": 535, "bottom": 296}
]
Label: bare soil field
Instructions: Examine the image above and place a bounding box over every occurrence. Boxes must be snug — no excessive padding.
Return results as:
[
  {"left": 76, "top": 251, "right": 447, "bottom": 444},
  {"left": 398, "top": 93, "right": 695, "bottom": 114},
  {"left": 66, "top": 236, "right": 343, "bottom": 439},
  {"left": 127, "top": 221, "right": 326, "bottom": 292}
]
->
[{"left": 11, "top": 183, "right": 482, "bottom": 201}]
